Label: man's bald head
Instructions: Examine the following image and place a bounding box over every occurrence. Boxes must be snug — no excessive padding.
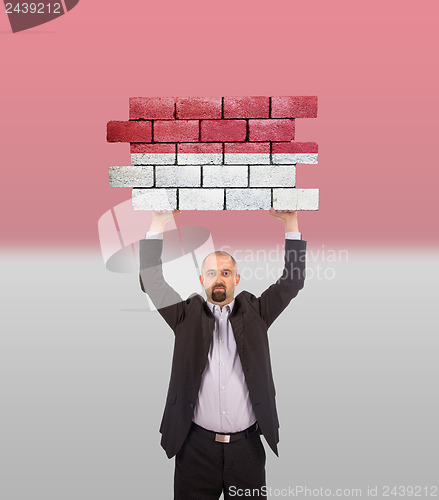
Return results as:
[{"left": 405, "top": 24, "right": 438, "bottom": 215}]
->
[{"left": 201, "top": 251, "right": 237, "bottom": 276}]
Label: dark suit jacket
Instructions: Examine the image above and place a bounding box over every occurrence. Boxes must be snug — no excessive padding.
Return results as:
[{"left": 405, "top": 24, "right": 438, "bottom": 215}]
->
[{"left": 139, "top": 237, "right": 307, "bottom": 458}]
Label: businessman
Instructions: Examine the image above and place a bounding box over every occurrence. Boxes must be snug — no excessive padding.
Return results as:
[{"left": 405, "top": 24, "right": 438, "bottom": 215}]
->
[{"left": 139, "top": 209, "right": 307, "bottom": 499}]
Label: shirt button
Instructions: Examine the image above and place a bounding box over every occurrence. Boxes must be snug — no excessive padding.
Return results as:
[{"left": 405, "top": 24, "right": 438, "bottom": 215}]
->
[
  {"left": 221, "top": 362, "right": 225, "bottom": 366},
  {"left": 222, "top": 411, "right": 226, "bottom": 415},
  {"left": 220, "top": 339, "right": 224, "bottom": 343},
  {"left": 221, "top": 386, "right": 225, "bottom": 390}
]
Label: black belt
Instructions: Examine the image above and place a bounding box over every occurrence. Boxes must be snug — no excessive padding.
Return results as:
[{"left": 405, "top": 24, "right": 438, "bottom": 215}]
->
[{"left": 190, "top": 422, "right": 259, "bottom": 443}]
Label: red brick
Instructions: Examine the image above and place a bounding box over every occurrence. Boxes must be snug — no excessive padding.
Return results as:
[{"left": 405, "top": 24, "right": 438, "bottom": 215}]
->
[
  {"left": 223, "top": 96, "right": 269, "bottom": 118},
  {"left": 129, "top": 97, "right": 175, "bottom": 120},
  {"left": 272, "top": 142, "right": 318, "bottom": 153},
  {"left": 271, "top": 96, "right": 318, "bottom": 118},
  {"left": 107, "top": 121, "right": 152, "bottom": 143},
  {"left": 201, "top": 120, "right": 247, "bottom": 142},
  {"left": 178, "top": 143, "right": 223, "bottom": 154},
  {"left": 130, "top": 143, "right": 176, "bottom": 154},
  {"left": 248, "top": 119, "right": 295, "bottom": 142},
  {"left": 154, "top": 120, "right": 199, "bottom": 142},
  {"left": 176, "top": 97, "right": 222, "bottom": 119},
  {"left": 224, "top": 142, "right": 270, "bottom": 154}
]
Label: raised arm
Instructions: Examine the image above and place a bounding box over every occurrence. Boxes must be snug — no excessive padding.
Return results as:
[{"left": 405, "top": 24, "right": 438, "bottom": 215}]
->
[
  {"left": 257, "top": 209, "right": 307, "bottom": 328},
  {"left": 139, "top": 210, "right": 184, "bottom": 330}
]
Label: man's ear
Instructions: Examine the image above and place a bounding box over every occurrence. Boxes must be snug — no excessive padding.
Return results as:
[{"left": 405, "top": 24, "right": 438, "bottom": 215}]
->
[
  {"left": 235, "top": 274, "right": 240, "bottom": 286},
  {"left": 199, "top": 274, "right": 204, "bottom": 287}
]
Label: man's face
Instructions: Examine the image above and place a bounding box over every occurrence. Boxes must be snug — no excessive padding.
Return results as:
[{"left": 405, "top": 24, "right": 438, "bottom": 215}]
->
[{"left": 199, "top": 254, "right": 240, "bottom": 306}]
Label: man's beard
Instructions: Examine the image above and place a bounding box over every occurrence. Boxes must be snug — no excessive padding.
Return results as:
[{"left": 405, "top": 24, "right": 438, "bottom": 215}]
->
[{"left": 211, "top": 286, "right": 226, "bottom": 302}]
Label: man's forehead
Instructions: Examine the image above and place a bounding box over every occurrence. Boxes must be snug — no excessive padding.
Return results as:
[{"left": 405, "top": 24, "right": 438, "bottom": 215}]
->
[{"left": 203, "top": 254, "right": 235, "bottom": 270}]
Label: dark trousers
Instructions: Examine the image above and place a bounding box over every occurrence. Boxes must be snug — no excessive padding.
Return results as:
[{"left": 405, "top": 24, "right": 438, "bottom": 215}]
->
[{"left": 174, "top": 424, "right": 266, "bottom": 500}]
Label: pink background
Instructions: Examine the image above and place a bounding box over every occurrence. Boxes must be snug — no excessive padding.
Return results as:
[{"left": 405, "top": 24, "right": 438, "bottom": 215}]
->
[{"left": 1, "top": 0, "right": 438, "bottom": 250}]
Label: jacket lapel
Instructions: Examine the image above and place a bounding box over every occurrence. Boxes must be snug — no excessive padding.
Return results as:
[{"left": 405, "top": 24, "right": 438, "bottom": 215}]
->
[
  {"left": 201, "top": 301, "right": 215, "bottom": 356},
  {"left": 229, "top": 299, "right": 245, "bottom": 357}
]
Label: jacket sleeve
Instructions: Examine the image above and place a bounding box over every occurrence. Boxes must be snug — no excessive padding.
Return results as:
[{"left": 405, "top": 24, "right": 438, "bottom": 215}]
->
[
  {"left": 139, "top": 238, "right": 184, "bottom": 331},
  {"left": 257, "top": 239, "right": 307, "bottom": 328}
]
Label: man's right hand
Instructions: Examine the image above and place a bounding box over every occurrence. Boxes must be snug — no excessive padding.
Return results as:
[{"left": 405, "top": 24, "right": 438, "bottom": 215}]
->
[{"left": 149, "top": 210, "right": 181, "bottom": 233}]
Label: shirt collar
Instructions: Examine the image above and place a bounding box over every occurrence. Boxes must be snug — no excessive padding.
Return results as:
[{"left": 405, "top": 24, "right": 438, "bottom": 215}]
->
[{"left": 206, "top": 298, "right": 235, "bottom": 314}]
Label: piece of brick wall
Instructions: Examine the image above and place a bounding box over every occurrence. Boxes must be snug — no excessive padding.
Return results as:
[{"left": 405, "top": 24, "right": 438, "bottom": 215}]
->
[{"left": 107, "top": 96, "right": 319, "bottom": 210}]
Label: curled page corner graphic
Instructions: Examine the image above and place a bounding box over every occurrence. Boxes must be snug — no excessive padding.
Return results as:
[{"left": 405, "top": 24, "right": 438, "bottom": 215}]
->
[
  {"left": 5, "top": 0, "right": 80, "bottom": 33},
  {"left": 64, "top": 0, "right": 80, "bottom": 10}
]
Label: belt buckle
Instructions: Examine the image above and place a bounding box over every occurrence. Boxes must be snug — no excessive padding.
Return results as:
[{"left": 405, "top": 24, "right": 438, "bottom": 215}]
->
[{"left": 215, "top": 433, "right": 230, "bottom": 443}]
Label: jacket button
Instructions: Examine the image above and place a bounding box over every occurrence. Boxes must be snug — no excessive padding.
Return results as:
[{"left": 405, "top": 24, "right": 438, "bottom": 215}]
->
[
  {"left": 199, "top": 368, "right": 204, "bottom": 373},
  {"left": 189, "top": 403, "right": 194, "bottom": 408}
]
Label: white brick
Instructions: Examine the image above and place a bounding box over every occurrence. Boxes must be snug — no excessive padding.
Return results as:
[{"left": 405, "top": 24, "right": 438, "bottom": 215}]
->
[
  {"left": 132, "top": 189, "right": 177, "bottom": 210},
  {"left": 179, "top": 189, "right": 224, "bottom": 210},
  {"left": 177, "top": 153, "right": 223, "bottom": 165},
  {"left": 273, "top": 188, "right": 319, "bottom": 210},
  {"left": 226, "top": 189, "right": 271, "bottom": 210},
  {"left": 249, "top": 166, "right": 295, "bottom": 187},
  {"left": 272, "top": 189, "right": 298, "bottom": 210},
  {"left": 156, "top": 166, "right": 201, "bottom": 187},
  {"left": 131, "top": 153, "right": 175, "bottom": 165},
  {"left": 203, "top": 166, "right": 248, "bottom": 187},
  {"left": 272, "top": 153, "right": 318, "bottom": 165},
  {"left": 224, "top": 153, "right": 270, "bottom": 165},
  {"left": 297, "top": 188, "right": 319, "bottom": 210},
  {"left": 109, "top": 166, "right": 153, "bottom": 187}
]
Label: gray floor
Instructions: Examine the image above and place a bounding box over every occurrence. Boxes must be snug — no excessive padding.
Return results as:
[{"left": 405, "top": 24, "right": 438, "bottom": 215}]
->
[{"left": 1, "top": 247, "right": 438, "bottom": 499}]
